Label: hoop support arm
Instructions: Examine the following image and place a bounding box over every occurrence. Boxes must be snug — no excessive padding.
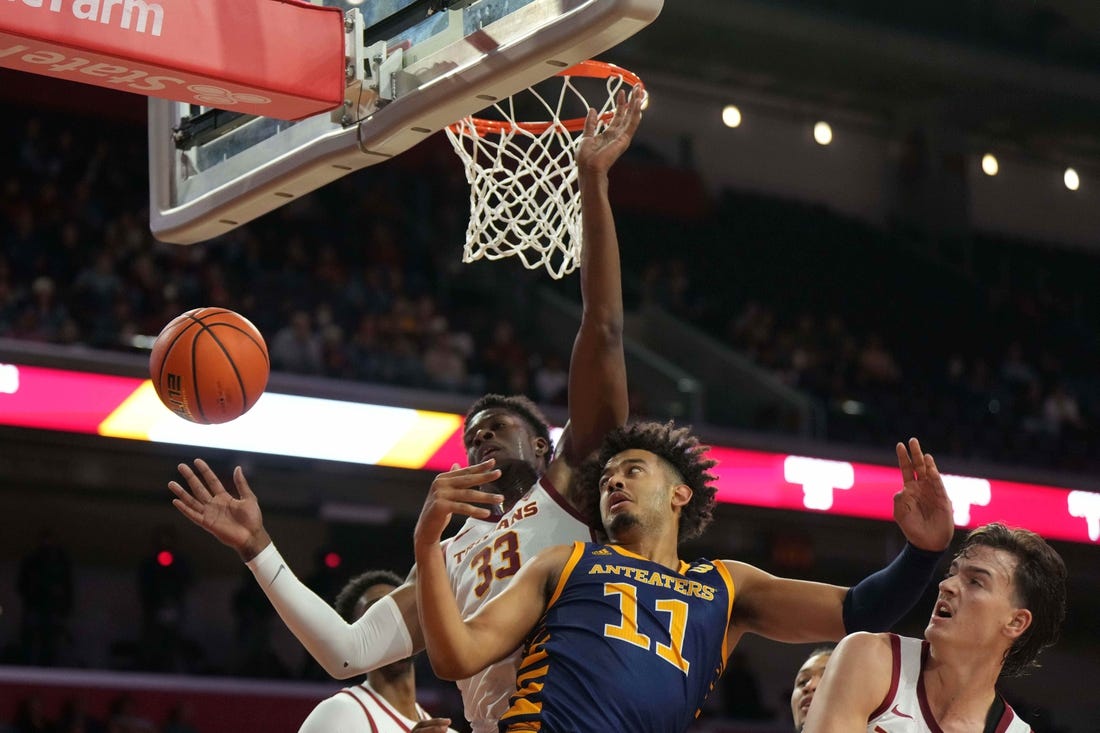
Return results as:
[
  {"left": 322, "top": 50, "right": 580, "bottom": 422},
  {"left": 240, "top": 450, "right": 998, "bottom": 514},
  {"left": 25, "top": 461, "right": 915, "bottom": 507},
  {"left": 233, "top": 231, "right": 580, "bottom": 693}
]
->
[{"left": 0, "top": 0, "right": 345, "bottom": 121}]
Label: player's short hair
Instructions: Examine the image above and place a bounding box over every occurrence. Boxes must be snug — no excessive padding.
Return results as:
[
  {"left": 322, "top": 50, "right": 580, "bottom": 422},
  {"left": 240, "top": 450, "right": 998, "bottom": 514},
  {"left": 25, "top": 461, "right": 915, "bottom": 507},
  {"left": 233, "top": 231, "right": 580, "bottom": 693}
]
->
[
  {"left": 334, "top": 569, "right": 403, "bottom": 623},
  {"left": 803, "top": 644, "right": 835, "bottom": 662},
  {"left": 579, "top": 421, "right": 719, "bottom": 542},
  {"left": 464, "top": 394, "right": 552, "bottom": 448},
  {"left": 958, "top": 523, "right": 1067, "bottom": 677}
]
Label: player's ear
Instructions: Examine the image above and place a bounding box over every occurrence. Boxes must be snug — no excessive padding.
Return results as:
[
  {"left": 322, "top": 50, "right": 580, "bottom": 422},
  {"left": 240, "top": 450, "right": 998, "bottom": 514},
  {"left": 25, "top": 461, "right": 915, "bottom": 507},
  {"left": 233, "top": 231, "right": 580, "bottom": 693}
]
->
[
  {"left": 671, "top": 483, "right": 693, "bottom": 509},
  {"left": 1004, "top": 608, "right": 1032, "bottom": 641},
  {"left": 532, "top": 435, "right": 550, "bottom": 457}
]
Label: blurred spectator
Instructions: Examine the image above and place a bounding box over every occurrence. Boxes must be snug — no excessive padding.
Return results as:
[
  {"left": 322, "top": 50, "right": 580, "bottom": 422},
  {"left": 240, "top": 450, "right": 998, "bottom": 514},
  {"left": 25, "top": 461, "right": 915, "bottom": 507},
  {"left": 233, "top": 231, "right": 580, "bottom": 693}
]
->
[
  {"left": 12, "top": 694, "right": 53, "bottom": 733},
  {"left": 17, "top": 528, "right": 74, "bottom": 667},
  {"left": 229, "top": 568, "right": 290, "bottom": 679},
  {"left": 269, "top": 310, "right": 324, "bottom": 375},
  {"left": 160, "top": 704, "right": 198, "bottom": 733},
  {"left": 56, "top": 698, "right": 104, "bottom": 733},
  {"left": 105, "top": 696, "right": 154, "bottom": 733},
  {"left": 532, "top": 352, "right": 568, "bottom": 405},
  {"left": 137, "top": 527, "right": 195, "bottom": 673}
]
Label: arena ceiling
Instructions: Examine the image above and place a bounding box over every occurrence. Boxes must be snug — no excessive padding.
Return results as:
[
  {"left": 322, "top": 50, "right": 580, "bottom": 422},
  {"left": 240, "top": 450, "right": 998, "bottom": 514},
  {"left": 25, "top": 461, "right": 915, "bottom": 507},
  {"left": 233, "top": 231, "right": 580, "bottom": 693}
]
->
[{"left": 607, "top": 0, "right": 1100, "bottom": 161}]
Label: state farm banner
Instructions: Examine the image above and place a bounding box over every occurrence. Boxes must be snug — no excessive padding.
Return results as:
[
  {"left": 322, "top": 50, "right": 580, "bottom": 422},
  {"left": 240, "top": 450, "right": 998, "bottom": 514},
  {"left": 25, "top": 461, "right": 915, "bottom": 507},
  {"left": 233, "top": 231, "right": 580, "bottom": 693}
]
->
[{"left": 1, "top": 0, "right": 345, "bottom": 120}]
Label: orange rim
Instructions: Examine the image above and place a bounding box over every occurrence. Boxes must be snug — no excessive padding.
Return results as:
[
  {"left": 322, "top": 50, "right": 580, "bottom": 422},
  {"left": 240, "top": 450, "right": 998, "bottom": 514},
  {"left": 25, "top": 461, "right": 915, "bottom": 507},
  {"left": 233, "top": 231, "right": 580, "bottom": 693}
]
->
[{"left": 448, "top": 60, "right": 642, "bottom": 136}]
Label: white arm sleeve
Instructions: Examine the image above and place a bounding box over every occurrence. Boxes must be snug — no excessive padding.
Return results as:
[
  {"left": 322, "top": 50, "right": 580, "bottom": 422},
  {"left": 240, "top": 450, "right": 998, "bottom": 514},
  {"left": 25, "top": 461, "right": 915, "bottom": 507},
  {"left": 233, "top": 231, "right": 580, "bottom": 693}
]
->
[{"left": 247, "top": 542, "right": 413, "bottom": 678}]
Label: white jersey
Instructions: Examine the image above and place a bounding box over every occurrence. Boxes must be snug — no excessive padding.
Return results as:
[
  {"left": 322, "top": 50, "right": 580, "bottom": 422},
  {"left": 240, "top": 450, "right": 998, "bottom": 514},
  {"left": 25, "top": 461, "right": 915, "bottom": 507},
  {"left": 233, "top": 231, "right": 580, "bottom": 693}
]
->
[
  {"left": 441, "top": 475, "right": 594, "bottom": 733},
  {"left": 867, "top": 635, "right": 1031, "bottom": 733},
  {"left": 297, "top": 681, "right": 459, "bottom": 733}
]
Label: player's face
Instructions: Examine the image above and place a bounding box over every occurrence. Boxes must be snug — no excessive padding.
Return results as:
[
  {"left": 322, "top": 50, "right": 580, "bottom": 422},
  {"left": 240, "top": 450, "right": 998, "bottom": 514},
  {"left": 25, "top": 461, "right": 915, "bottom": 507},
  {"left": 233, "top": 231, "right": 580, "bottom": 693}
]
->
[
  {"left": 598, "top": 449, "right": 682, "bottom": 537},
  {"left": 790, "top": 651, "right": 831, "bottom": 731},
  {"left": 464, "top": 408, "right": 545, "bottom": 469},
  {"left": 926, "top": 545, "right": 1025, "bottom": 653}
]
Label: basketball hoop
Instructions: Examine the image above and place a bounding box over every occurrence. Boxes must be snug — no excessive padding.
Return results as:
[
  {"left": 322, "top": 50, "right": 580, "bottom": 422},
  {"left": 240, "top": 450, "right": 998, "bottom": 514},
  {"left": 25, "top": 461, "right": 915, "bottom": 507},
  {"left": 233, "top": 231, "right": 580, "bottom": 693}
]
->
[{"left": 446, "top": 60, "right": 643, "bottom": 279}]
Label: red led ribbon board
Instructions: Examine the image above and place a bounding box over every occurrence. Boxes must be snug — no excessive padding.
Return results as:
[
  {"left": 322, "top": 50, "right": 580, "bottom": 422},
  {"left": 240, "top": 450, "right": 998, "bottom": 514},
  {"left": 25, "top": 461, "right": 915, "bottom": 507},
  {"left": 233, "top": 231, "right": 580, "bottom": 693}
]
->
[
  {"left": 0, "top": 0, "right": 345, "bottom": 120},
  {"left": 2, "top": 363, "right": 1098, "bottom": 545}
]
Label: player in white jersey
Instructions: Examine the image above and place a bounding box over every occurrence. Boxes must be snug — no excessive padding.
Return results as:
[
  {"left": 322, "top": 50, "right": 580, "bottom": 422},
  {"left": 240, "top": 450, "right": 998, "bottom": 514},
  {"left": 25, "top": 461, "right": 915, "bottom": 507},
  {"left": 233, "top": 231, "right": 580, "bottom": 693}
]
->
[
  {"left": 167, "top": 87, "right": 642, "bottom": 733},
  {"left": 298, "top": 569, "right": 457, "bottom": 733},
  {"left": 791, "top": 645, "right": 834, "bottom": 732},
  {"left": 803, "top": 523, "right": 1067, "bottom": 733}
]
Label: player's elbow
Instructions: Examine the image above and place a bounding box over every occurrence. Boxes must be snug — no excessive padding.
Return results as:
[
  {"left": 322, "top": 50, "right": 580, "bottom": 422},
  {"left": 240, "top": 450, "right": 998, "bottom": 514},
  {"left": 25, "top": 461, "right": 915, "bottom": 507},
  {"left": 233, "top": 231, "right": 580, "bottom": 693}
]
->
[
  {"left": 322, "top": 659, "right": 365, "bottom": 680},
  {"left": 580, "top": 311, "right": 624, "bottom": 345},
  {"left": 428, "top": 654, "right": 475, "bottom": 681}
]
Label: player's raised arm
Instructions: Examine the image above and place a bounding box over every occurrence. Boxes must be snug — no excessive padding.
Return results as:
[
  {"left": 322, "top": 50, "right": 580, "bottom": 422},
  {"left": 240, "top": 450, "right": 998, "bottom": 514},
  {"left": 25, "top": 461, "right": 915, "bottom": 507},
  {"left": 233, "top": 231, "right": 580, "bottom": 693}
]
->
[
  {"left": 413, "top": 461, "right": 559, "bottom": 680},
  {"left": 725, "top": 438, "right": 951, "bottom": 642},
  {"left": 801, "top": 632, "right": 894, "bottom": 733},
  {"left": 169, "top": 459, "right": 421, "bottom": 677},
  {"left": 552, "top": 87, "right": 644, "bottom": 484}
]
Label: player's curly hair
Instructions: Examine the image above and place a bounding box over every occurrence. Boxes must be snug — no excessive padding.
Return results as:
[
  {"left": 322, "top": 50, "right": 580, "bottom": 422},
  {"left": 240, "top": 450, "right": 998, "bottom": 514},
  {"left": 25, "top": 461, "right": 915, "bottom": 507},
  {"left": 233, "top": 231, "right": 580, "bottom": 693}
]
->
[
  {"left": 574, "top": 421, "right": 719, "bottom": 542},
  {"left": 464, "top": 394, "right": 552, "bottom": 447},
  {"left": 334, "top": 569, "right": 404, "bottom": 623},
  {"left": 957, "top": 523, "right": 1066, "bottom": 677}
]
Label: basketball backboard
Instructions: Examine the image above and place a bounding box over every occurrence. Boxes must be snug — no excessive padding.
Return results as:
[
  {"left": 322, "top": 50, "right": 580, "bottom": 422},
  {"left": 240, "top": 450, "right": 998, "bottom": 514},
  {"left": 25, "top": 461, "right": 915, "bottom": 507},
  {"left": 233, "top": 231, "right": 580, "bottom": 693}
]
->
[{"left": 149, "top": 0, "right": 663, "bottom": 245}]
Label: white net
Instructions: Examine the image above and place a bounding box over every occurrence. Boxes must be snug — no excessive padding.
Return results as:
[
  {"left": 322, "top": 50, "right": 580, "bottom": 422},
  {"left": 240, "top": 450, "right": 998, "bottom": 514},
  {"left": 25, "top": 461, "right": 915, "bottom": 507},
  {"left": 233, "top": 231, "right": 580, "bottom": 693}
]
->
[{"left": 445, "top": 62, "right": 637, "bottom": 279}]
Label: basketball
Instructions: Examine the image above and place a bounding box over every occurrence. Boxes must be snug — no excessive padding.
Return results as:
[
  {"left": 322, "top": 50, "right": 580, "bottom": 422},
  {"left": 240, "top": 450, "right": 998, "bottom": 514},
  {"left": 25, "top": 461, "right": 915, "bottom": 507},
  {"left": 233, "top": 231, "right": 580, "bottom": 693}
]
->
[{"left": 149, "top": 308, "right": 270, "bottom": 424}]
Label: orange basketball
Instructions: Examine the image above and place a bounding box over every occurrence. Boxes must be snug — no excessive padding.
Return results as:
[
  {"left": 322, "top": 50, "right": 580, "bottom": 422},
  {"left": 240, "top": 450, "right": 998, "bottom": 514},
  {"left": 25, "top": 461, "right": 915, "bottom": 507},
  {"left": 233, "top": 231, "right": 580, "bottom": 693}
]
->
[{"left": 149, "top": 307, "right": 270, "bottom": 424}]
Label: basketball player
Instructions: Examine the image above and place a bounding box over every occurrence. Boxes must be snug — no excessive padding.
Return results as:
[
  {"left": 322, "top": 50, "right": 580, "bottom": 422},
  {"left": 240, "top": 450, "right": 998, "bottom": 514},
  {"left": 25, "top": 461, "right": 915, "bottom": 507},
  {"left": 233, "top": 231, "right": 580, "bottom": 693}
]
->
[
  {"left": 298, "top": 569, "right": 457, "bottom": 733},
  {"left": 169, "top": 92, "right": 952, "bottom": 731},
  {"left": 801, "top": 523, "right": 1066, "bottom": 733},
  {"left": 413, "top": 425, "right": 956, "bottom": 732},
  {"left": 791, "top": 646, "right": 834, "bottom": 731},
  {"left": 169, "top": 87, "right": 641, "bottom": 733}
]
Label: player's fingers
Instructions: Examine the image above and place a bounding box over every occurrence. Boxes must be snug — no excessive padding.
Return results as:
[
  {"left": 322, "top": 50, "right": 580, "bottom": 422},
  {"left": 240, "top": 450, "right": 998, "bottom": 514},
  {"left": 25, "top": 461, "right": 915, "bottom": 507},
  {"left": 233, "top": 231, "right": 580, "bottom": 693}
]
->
[
  {"left": 895, "top": 441, "right": 913, "bottom": 476},
  {"left": 177, "top": 462, "right": 213, "bottom": 502},
  {"left": 411, "top": 718, "right": 451, "bottom": 733},
  {"left": 171, "top": 497, "right": 204, "bottom": 526},
  {"left": 233, "top": 466, "right": 255, "bottom": 500},
  {"left": 924, "top": 454, "right": 941, "bottom": 481},
  {"left": 435, "top": 469, "right": 501, "bottom": 490},
  {"left": 908, "top": 438, "right": 926, "bottom": 477},
  {"left": 582, "top": 106, "right": 598, "bottom": 138},
  {"left": 167, "top": 480, "right": 202, "bottom": 510},
  {"left": 441, "top": 487, "right": 504, "bottom": 505},
  {"left": 193, "top": 458, "right": 228, "bottom": 496},
  {"left": 440, "top": 459, "right": 496, "bottom": 476},
  {"left": 433, "top": 498, "right": 494, "bottom": 519}
]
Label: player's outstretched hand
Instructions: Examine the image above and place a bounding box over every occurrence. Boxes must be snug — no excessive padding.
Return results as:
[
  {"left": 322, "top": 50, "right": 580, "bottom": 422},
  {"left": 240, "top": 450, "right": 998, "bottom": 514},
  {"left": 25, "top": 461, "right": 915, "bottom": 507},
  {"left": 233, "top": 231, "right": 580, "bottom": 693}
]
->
[
  {"left": 169, "top": 459, "right": 271, "bottom": 562},
  {"left": 411, "top": 718, "right": 453, "bottom": 733},
  {"left": 893, "top": 438, "right": 954, "bottom": 552},
  {"left": 414, "top": 460, "right": 503, "bottom": 548},
  {"left": 576, "top": 84, "right": 645, "bottom": 176}
]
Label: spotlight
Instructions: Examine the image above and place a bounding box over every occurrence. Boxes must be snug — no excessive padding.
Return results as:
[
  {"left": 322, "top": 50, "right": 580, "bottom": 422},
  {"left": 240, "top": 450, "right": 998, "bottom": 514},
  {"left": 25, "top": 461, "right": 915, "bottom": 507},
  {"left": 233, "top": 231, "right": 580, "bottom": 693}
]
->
[
  {"left": 981, "top": 154, "right": 999, "bottom": 177},
  {"left": 722, "top": 105, "right": 742, "bottom": 128},
  {"left": 1064, "top": 168, "right": 1080, "bottom": 191}
]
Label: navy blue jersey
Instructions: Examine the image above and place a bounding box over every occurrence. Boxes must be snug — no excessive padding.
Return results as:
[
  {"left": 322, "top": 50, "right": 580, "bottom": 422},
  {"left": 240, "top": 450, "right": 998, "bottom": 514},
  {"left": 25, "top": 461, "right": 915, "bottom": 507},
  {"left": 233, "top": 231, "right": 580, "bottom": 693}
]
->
[{"left": 500, "top": 542, "right": 735, "bottom": 733}]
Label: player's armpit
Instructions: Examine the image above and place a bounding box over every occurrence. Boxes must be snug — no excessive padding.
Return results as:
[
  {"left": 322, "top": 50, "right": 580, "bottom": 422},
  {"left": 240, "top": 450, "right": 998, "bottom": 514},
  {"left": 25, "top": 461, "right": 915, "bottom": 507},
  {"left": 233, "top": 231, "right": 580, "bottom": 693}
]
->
[
  {"left": 801, "top": 632, "right": 893, "bottom": 733},
  {"left": 425, "top": 544, "right": 570, "bottom": 680},
  {"left": 724, "top": 560, "right": 848, "bottom": 643}
]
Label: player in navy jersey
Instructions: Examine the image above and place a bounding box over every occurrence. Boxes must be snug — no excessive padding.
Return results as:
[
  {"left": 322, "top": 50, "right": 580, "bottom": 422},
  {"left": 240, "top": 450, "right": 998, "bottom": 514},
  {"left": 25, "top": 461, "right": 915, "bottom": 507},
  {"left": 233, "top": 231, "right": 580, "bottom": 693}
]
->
[
  {"left": 802, "top": 523, "right": 1066, "bottom": 733},
  {"left": 413, "top": 422, "right": 957, "bottom": 733}
]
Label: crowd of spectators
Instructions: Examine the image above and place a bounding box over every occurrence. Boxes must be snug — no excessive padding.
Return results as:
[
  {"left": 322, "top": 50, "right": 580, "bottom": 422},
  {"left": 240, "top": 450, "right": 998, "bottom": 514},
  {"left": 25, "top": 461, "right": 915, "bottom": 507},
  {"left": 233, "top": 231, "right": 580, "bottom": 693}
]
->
[
  {"left": 0, "top": 107, "right": 570, "bottom": 408},
  {"left": 622, "top": 189, "right": 1099, "bottom": 474},
  {"left": 4, "top": 101, "right": 1098, "bottom": 475}
]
